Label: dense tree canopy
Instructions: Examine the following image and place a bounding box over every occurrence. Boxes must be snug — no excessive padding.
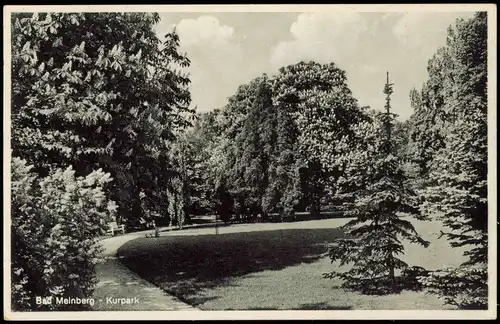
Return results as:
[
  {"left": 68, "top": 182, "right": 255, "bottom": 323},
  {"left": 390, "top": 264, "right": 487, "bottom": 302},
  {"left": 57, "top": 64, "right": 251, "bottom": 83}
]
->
[
  {"left": 414, "top": 12, "right": 488, "bottom": 309},
  {"left": 185, "top": 62, "right": 366, "bottom": 222},
  {"left": 11, "top": 12, "right": 195, "bottom": 228}
]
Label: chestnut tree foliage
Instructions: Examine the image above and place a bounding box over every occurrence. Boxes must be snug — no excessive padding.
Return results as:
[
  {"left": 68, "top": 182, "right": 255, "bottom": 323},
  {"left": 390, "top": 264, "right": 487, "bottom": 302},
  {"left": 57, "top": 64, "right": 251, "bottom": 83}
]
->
[
  {"left": 10, "top": 12, "right": 193, "bottom": 310},
  {"left": 188, "top": 62, "right": 366, "bottom": 222},
  {"left": 11, "top": 12, "right": 194, "bottom": 228},
  {"left": 272, "top": 62, "right": 366, "bottom": 218}
]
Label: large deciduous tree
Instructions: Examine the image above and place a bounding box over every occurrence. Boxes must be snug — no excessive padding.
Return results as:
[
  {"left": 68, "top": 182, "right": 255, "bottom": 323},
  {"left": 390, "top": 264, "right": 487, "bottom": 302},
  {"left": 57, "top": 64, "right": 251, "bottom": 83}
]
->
[
  {"left": 10, "top": 12, "right": 193, "bottom": 310},
  {"left": 197, "top": 61, "right": 365, "bottom": 223},
  {"left": 270, "top": 61, "right": 365, "bottom": 218},
  {"left": 417, "top": 12, "right": 488, "bottom": 309},
  {"left": 11, "top": 12, "right": 194, "bottom": 228}
]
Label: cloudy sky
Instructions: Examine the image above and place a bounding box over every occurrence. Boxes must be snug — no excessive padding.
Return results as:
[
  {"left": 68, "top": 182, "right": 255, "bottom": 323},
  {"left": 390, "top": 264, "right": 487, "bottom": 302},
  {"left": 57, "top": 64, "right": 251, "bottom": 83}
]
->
[{"left": 155, "top": 11, "right": 475, "bottom": 121}]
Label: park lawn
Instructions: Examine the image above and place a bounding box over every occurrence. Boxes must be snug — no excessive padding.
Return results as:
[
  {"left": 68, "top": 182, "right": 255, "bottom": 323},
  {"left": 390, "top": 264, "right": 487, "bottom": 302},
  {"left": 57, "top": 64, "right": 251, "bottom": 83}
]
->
[{"left": 117, "top": 218, "right": 467, "bottom": 310}]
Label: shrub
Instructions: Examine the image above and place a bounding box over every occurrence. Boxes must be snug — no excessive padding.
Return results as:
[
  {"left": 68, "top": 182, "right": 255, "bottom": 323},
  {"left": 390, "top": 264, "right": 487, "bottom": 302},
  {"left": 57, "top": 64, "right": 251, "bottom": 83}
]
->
[
  {"left": 418, "top": 266, "right": 488, "bottom": 310},
  {"left": 11, "top": 157, "right": 116, "bottom": 311}
]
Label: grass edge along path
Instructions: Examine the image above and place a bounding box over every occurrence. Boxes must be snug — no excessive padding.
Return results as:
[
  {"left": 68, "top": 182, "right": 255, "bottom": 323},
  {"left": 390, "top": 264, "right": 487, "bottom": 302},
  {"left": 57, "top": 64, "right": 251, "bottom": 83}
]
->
[{"left": 91, "top": 232, "right": 200, "bottom": 311}]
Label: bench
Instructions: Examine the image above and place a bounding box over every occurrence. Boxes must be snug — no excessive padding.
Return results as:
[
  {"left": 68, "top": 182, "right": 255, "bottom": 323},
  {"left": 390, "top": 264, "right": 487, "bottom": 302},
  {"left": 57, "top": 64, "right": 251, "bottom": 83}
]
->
[{"left": 107, "top": 221, "right": 125, "bottom": 236}]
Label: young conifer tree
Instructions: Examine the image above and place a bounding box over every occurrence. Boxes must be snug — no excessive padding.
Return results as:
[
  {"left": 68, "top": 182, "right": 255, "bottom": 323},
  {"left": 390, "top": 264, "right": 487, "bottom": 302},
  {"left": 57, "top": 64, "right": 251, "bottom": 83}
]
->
[{"left": 325, "top": 72, "right": 430, "bottom": 294}]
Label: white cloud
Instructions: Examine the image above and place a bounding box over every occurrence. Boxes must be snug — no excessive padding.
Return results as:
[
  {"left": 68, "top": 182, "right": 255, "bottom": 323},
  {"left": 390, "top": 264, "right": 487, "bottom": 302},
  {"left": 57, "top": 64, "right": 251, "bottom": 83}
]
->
[
  {"left": 390, "top": 12, "right": 474, "bottom": 50},
  {"left": 269, "top": 11, "right": 477, "bottom": 121},
  {"left": 270, "top": 12, "right": 368, "bottom": 68},
  {"left": 270, "top": 12, "right": 385, "bottom": 117},
  {"left": 154, "top": 15, "right": 243, "bottom": 111},
  {"left": 173, "top": 15, "right": 235, "bottom": 48},
  {"left": 290, "top": 11, "right": 368, "bottom": 40}
]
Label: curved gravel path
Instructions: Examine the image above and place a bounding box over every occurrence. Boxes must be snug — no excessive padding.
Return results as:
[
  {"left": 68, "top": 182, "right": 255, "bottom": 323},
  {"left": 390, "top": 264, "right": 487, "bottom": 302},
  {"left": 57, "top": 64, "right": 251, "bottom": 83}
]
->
[{"left": 91, "top": 231, "right": 199, "bottom": 311}]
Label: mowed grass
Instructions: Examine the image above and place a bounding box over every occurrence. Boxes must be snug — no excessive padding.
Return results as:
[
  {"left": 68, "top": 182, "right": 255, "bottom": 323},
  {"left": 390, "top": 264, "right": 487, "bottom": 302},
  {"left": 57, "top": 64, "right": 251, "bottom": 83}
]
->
[{"left": 117, "top": 218, "right": 467, "bottom": 310}]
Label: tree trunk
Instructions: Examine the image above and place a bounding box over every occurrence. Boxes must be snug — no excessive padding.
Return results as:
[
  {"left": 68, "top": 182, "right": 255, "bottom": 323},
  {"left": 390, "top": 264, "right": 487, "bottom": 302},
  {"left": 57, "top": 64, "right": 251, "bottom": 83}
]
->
[
  {"left": 388, "top": 256, "right": 396, "bottom": 291},
  {"left": 168, "top": 189, "right": 178, "bottom": 227},
  {"left": 130, "top": 163, "right": 142, "bottom": 228},
  {"left": 309, "top": 198, "right": 320, "bottom": 219}
]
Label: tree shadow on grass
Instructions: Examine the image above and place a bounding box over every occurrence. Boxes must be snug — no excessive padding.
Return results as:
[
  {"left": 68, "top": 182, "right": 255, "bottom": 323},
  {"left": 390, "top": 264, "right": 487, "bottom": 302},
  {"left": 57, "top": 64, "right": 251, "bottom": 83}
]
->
[
  {"left": 293, "top": 302, "right": 352, "bottom": 310},
  {"left": 117, "top": 227, "right": 344, "bottom": 306},
  {"left": 159, "top": 222, "right": 233, "bottom": 233},
  {"left": 221, "top": 303, "right": 352, "bottom": 311}
]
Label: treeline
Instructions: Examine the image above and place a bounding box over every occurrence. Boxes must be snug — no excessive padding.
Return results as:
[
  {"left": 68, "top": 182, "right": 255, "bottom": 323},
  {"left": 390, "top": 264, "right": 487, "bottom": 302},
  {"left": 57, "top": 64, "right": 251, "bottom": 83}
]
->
[
  {"left": 176, "top": 62, "right": 372, "bottom": 223},
  {"left": 175, "top": 65, "right": 415, "bottom": 223}
]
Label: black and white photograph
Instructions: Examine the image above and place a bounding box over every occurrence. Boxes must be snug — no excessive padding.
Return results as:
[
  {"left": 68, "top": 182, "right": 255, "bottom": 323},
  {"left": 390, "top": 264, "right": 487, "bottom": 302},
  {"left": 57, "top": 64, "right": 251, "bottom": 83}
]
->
[{"left": 3, "top": 4, "right": 497, "bottom": 321}]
